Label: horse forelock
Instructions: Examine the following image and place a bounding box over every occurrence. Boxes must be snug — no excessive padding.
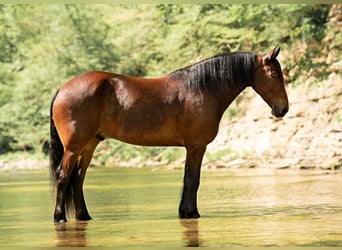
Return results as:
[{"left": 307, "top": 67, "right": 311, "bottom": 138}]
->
[{"left": 169, "top": 52, "right": 256, "bottom": 92}]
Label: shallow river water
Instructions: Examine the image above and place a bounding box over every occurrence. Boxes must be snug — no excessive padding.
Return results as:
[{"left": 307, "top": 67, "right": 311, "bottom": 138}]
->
[{"left": 0, "top": 167, "right": 341, "bottom": 247}]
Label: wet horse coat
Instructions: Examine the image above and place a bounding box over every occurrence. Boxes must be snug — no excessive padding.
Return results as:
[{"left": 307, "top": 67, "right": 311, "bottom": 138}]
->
[{"left": 50, "top": 47, "right": 288, "bottom": 222}]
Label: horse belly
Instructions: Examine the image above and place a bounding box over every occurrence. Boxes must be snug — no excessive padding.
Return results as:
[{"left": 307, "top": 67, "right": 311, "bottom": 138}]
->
[
  {"left": 102, "top": 115, "right": 184, "bottom": 146},
  {"left": 118, "top": 129, "right": 183, "bottom": 146}
]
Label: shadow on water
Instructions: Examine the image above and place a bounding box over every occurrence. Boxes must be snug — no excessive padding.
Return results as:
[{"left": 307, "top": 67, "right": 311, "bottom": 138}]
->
[
  {"left": 55, "top": 221, "right": 88, "bottom": 247},
  {"left": 180, "top": 219, "right": 203, "bottom": 247}
]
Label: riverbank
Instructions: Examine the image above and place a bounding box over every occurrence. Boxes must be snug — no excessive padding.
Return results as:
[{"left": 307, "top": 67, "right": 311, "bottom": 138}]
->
[{"left": 0, "top": 152, "right": 47, "bottom": 172}]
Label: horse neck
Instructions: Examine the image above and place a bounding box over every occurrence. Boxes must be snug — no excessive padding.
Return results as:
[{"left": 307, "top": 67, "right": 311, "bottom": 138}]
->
[{"left": 212, "top": 82, "right": 249, "bottom": 115}]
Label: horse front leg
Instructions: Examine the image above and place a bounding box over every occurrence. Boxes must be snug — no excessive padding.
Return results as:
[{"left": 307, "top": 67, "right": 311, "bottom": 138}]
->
[{"left": 179, "top": 145, "right": 206, "bottom": 218}]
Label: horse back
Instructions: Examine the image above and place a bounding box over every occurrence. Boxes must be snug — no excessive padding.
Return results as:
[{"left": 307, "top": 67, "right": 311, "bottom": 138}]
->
[{"left": 54, "top": 71, "right": 221, "bottom": 149}]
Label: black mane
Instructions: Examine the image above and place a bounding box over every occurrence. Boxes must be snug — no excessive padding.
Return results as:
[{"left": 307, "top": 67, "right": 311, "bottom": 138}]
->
[{"left": 169, "top": 52, "right": 256, "bottom": 92}]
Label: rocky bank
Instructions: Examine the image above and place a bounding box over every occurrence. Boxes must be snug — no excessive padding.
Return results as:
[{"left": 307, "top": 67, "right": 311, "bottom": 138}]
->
[{"left": 204, "top": 5, "right": 342, "bottom": 170}]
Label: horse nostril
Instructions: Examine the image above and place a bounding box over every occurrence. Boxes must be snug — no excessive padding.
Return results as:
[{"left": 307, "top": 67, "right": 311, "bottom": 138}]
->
[{"left": 281, "top": 107, "right": 288, "bottom": 116}]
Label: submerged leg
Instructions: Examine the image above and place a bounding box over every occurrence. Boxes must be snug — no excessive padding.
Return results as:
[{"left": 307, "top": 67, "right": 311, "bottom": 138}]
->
[
  {"left": 72, "top": 139, "right": 100, "bottom": 221},
  {"left": 179, "top": 145, "right": 206, "bottom": 218},
  {"left": 54, "top": 150, "right": 79, "bottom": 223}
]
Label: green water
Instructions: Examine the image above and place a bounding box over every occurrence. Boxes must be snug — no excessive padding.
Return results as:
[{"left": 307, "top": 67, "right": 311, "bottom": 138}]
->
[{"left": 0, "top": 167, "right": 341, "bottom": 247}]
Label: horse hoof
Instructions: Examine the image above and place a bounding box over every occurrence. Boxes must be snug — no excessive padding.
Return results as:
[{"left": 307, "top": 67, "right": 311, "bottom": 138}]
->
[
  {"left": 76, "top": 214, "right": 92, "bottom": 221},
  {"left": 54, "top": 218, "right": 67, "bottom": 223},
  {"left": 54, "top": 213, "right": 67, "bottom": 223},
  {"left": 179, "top": 210, "right": 200, "bottom": 219}
]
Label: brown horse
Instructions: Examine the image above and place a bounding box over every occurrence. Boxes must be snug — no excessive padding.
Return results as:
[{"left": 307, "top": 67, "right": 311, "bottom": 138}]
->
[{"left": 50, "top": 47, "right": 288, "bottom": 223}]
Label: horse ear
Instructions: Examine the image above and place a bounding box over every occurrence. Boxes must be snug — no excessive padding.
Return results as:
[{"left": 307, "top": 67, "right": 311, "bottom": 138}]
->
[
  {"left": 262, "top": 46, "right": 280, "bottom": 65},
  {"left": 271, "top": 46, "right": 280, "bottom": 59}
]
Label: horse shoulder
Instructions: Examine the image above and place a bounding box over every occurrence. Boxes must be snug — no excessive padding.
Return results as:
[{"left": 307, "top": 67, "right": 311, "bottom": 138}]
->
[{"left": 171, "top": 91, "right": 221, "bottom": 146}]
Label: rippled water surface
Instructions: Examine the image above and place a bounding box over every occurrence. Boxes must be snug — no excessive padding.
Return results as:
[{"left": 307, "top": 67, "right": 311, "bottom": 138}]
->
[{"left": 0, "top": 167, "right": 341, "bottom": 247}]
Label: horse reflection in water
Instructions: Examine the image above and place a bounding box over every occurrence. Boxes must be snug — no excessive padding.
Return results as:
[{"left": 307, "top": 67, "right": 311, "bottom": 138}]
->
[
  {"left": 180, "top": 219, "right": 203, "bottom": 247},
  {"left": 50, "top": 47, "right": 288, "bottom": 223},
  {"left": 55, "top": 221, "right": 88, "bottom": 247},
  {"left": 54, "top": 219, "right": 201, "bottom": 247}
]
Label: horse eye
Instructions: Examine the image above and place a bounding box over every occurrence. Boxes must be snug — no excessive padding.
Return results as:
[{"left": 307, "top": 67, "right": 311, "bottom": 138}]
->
[{"left": 270, "top": 72, "right": 278, "bottom": 79}]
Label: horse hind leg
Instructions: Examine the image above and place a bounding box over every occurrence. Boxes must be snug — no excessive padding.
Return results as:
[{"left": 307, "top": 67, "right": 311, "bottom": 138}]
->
[
  {"left": 71, "top": 138, "right": 100, "bottom": 221},
  {"left": 54, "top": 150, "right": 79, "bottom": 223}
]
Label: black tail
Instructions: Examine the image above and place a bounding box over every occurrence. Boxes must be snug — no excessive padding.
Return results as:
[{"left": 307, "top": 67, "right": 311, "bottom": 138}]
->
[
  {"left": 50, "top": 90, "right": 63, "bottom": 188},
  {"left": 50, "top": 90, "right": 74, "bottom": 218}
]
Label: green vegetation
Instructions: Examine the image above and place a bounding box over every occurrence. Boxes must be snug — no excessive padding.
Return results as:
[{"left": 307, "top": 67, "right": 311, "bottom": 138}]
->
[{"left": 0, "top": 4, "right": 339, "bottom": 166}]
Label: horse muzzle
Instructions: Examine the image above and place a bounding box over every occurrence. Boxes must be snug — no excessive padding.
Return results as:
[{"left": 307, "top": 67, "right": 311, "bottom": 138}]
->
[{"left": 272, "top": 105, "right": 288, "bottom": 118}]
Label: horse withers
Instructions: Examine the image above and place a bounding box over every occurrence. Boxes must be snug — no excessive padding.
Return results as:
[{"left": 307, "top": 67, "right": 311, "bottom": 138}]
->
[{"left": 50, "top": 47, "right": 288, "bottom": 223}]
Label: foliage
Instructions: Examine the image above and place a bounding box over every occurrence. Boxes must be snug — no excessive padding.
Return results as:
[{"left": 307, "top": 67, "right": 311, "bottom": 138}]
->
[{"left": 0, "top": 4, "right": 336, "bottom": 165}]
